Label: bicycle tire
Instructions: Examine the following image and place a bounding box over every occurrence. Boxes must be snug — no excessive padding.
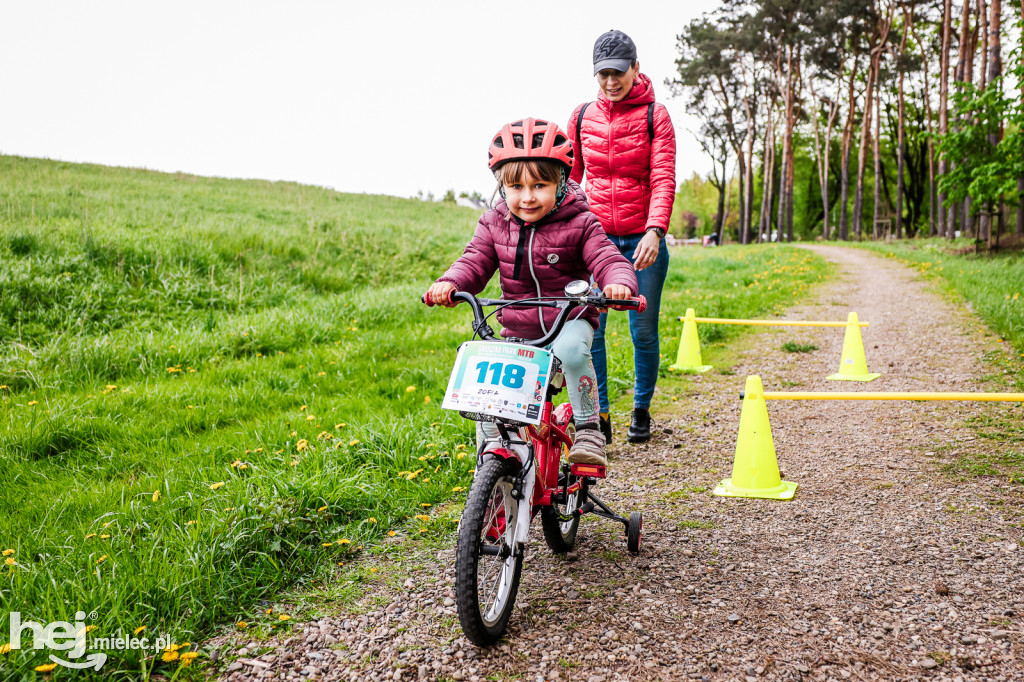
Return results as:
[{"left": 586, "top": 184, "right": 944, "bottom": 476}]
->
[
  {"left": 455, "top": 457, "right": 524, "bottom": 646},
  {"left": 540, "top": 427, "right": 587, "bottom": 553}
]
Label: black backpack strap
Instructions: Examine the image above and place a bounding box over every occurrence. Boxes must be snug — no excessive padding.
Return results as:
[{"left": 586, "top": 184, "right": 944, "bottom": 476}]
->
[
  {"left": 647, "top": 103, "right": 655, "bottom": 143},
  {"left": 575, "top": 102, "right": 591, "bottom": 174}
]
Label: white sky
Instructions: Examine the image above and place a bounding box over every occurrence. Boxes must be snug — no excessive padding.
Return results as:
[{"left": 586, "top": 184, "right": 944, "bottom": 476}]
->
[{"left": 0, "top": 1, "right": 713, "bottom": 200}]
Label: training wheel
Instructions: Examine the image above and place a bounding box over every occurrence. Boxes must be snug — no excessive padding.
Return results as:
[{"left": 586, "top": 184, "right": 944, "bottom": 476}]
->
[{"left": 626, "top": 511, "right": 642, "bottom": 554}]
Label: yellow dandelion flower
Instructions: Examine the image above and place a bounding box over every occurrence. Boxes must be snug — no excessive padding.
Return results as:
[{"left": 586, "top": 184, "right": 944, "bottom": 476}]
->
[
  {"left": 186, "top": 405, "right": 194, "bottom": 409},
  {"left": 289, "top": 430, "right": 297, "bottom": 437},
  {"left": 424, "top": 396, "right": 431, "bottom": 404},
  {"left": 1, "top": 549, "right": 13, "bottom": 556},
  {"left": 28, "top": 400, "right": 38, "bottom": 406},
  {"left": 85, "top": 533, "right": 96, "bottom": 539},
  {"left": 85, "top": 625, "right": 97, "bottom": 633},
  {"left": 318, "top": 371, "right": 326, "bottom": 376},
  {"left": 456, "top": 444, "right": 466, "bottom": 450},
  {"left": 387, "top": 531, "right": 397, "bottom": 537},
  {"left": 414, "top": 514, "right": 430, "bottom": 522},
  {"left": 300, "top": 405, "right": 307, "bottom": 411},
  {"left": 278, "top": 614, "right": 291, "bottom": 621},
  {"left": 322, "top": 543, "right": 333, "bottom": 548},
  {"left": 290, "top": 460, "right": 299, "bottom": 466},
  {"left": 317, "top": 431, "right": 332, "bottom": 440},
  {"left": 457, "top": 453, "right": 466, "bottom": 460},
  {"left": 4, "top": 558, "right": 15, "bottom": 566},
  {"left": 210, "top": 482, "right": 225, "bottom": 490},
  {"left": 186, "top": 520, "right": 197, "bottom": 526},
  {"left": 434, "top": 465, "right": 441, "bottom": 473},
  {"left": 96, "top": 555, "right": 108, "bottom": 565},
  {"left": 452, "top": 486, "right": 464, "bottom": 492},
  {"left": 370, "top": 567, "right": 379, "bottom": 573},
  {"left": 133, "top": 626, "right": 146, "bottom": 635},
  {"left": 367, "top": 517, "right": 377, "bottom": 523},
  {"left": 255, "top": 447, "right": 263, "bottom": 452},
  {"left": 161, "top": 650, "right": 179, "bottom": 662},
  {"left": 231, "top": 459, "right": 242, "bottom": 468},
  {"left": 225, "top": 507, "right": 236, "bottom": 512},
  {"left": 417, "top": 456, "right": 427, "bottom": 461},
  {"left": 335, "top": 423, "right": 346, "bottom": 429},
  {"left": 405, "top": 386, "right": 416, "bottom": 393},
  {"left": 0, "top": 643, "right": 10, "bottom": 655},
  {"left": 265, "top": 608, "right": 273, "bottom": 614},
  {"left": 35, "top": 663, "right": 58, "bottom": 672},
  {"left": 102, "top": 522, "right": 112, "bottom": 528},
  {"left": 152, "top": 490, "right": 160, "bottom": 502},
  {"left": 419, "top": 528, "right": 428, "bottom": 534},
  {"left": 422, "top": 477, "right": 430, "bottom": 482},
  {"left": 180, "top": 651, "right": 199, "bottom": 665},
  {"left": 337, "top": 539, "right": 351, "bottom": 545},
  {"left": 236, "top": 621, "right": 247, "bottom": 629},
  {"left": 421, "top": 503, "right": 432, "bottom": 508},
  {"left": 349, "top": 439, "right": 360, "bottom": 446},
  {"left": 317, "top": 505, "right": 328, "bottom": 512},
  {"left": 166, "top": 367, "right": 181, "bottom": 373},
  {"left": 100, "top": 534, "right": 110, "bottom": 539},
  {"left": 306, "top": 415, "right": 316, "bottom": 421},
  {"left": 296, "top": 439, "right": 308, "bottom": 451}
]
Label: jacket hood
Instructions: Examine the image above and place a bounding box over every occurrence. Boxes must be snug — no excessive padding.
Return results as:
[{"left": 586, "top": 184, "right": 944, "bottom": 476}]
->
[{"left": 597, "top": 72, "right": 655, "bottom": 112}]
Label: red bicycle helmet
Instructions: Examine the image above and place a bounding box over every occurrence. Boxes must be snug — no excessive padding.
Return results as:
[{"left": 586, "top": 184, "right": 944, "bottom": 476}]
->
[{"left": 487, "top": 118, "right": 574, "bottom": 172}]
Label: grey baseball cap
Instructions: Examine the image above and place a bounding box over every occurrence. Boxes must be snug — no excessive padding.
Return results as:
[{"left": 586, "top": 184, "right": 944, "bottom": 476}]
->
[{"left": 593, "top": 29, "right": 637, "bottom": 75}]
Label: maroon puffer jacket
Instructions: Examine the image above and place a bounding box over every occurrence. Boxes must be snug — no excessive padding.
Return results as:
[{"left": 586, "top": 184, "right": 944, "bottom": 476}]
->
[
  {"left": 568, "top": 73, "right": 676, "bottom": 236},
  {"left": 436, "top": 181, "right": 638, "bottom": 340}
]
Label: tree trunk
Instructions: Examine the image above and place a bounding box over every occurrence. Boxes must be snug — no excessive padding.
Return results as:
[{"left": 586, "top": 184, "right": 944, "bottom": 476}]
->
[
  {"left": 838, "top": 56, "right": 860, "bottom": 240},
  {"left": 759, "top": 107, "right": 776, "bottom": 243},
  {"left": 987, "top": 0, "right": 1003, "bottom": 249},
  {"left": 977, "top": 0, "right": 990, "bottom": 241},
  {"left": 854, "top": 51, "right": 880, "bottom": 240},
  {"left": 873, "top": 79, "right": 883, "bottom": 240},
  {"left": 907, "top": 6, "right": 937, "bottom": 237},
  {"left": 938, "top": 0, "right": 953, "bottom": 238},
  {"left": 896, "top": 11, "right": 909, "bottom": 239}
]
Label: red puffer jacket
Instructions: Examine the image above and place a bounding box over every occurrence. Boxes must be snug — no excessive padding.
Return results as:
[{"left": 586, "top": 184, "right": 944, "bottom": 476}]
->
[
  {"left": 436, "top": 181, "right": 638, "bottom": 340},
  {"left": 568, "top": 73, "right": 676, "bottom": 236}
]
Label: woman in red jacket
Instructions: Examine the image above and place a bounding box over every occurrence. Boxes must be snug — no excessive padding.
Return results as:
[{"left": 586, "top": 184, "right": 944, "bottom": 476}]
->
[{"left": 568, "top": 29, "right": 676, "bottom": 444}]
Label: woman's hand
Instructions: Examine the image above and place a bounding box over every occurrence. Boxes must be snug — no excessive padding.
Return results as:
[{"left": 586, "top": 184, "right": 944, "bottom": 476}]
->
[
  {"left": 632, "top": 231, "right": 661, "bottom": 271},
  {"left": 424, "top": 282, "right": 457, "bottom": 307}
]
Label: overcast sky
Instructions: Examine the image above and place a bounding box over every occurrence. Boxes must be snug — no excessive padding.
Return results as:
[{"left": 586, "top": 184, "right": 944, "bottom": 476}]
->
[{"left": 1, "top": 1, "right": 714, "bottom": 200}]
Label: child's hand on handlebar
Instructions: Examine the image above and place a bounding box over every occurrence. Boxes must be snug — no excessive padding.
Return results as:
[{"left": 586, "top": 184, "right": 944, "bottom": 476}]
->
[
  {"left": 602, "top": 284, "right": 633, "bottom": 302},
  {"left": 424, "top": 282, "right": 457, "bottom": 307}
]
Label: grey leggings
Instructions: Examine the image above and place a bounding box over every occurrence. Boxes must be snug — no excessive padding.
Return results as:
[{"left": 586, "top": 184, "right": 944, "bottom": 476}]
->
[{"left": 479, "top": 319, "right": 599, "bottom": 441}]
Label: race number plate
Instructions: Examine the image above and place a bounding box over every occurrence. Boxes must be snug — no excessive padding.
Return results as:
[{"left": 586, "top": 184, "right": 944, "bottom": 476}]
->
[{"left": 441, "top": 341, "right": 552, "bottom": 425}]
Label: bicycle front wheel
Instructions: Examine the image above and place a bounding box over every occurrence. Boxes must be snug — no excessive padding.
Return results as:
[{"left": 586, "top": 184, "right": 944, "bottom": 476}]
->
[{"left": 455, "top": 457, "right": 524, "bottom": 646}]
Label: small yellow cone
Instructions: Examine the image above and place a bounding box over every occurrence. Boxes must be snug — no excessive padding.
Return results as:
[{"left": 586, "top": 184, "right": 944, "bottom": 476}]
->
[
  {"left": 713, "top": 376, "right": 797, "bottom": 500},
  {"left": 669, "top": 308, "right": 712, "bottom": 373},
  {"left": 827, "top": 312, "right": 880, "bottom": 382}
]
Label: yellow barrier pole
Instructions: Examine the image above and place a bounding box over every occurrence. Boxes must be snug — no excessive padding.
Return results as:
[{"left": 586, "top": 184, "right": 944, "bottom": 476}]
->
[
  {"left": 688, "top": 317, "right": 870, "bottom": 328},
  {"left": 763, "top": 391, "right": 1024, "bottom": 402}
]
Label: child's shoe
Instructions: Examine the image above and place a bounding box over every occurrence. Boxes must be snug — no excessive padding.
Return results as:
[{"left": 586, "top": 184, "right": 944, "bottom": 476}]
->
[{"left": 568, "top": 425, "right": 607, "bottom": 467}]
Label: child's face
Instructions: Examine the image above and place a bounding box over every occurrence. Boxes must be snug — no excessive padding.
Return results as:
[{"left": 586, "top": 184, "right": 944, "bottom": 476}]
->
[{"left": 504, "top": 169, "right": 558, "bottom": 223}]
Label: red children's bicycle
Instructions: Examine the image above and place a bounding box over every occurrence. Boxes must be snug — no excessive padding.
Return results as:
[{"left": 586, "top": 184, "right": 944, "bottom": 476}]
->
[{"left": 432, "top": 280, "right": 645, "bottom": 646}]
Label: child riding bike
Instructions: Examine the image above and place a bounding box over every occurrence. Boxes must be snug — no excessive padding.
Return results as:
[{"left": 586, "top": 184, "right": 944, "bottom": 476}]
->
[{"left": 424, "top": 118, "right": 638, "bottom": 468}]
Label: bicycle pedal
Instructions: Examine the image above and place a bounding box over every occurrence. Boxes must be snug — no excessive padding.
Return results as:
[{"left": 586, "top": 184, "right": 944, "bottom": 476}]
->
[{"left": 570, "top": 463, "right": 606, "bottom": 479}]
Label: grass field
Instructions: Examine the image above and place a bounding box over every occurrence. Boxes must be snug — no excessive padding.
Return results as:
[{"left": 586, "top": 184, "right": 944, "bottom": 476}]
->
[{"left": 0, "top": 156, "right": 831, "bottom": 678}]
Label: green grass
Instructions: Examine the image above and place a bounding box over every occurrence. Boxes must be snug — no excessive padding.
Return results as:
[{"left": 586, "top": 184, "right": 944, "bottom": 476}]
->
[
  {"left": 855, "top": 238, "right": 1024, "bottom": 483},
  {"left": 781, "top": 341, "right": 818, "bottom": 353},
  {"left": 0, "top": 156, "right": 831, "bottom": 678}
]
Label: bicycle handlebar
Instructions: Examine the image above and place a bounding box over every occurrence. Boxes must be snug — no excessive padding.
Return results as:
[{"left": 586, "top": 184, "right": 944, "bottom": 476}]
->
[{"left": 425, "top": 290, "right": 647, "bottom": 347}]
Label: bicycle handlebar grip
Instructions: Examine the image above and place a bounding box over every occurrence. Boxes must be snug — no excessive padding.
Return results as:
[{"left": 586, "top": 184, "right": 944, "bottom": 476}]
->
[{"left": 635, "top": 295, "right": 647, "bottom": 314}]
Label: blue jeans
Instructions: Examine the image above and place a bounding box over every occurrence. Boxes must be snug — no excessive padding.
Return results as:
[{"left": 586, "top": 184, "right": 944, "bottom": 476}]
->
[{"left": 592, "top": 234, "right": 669, "bottom": 413}]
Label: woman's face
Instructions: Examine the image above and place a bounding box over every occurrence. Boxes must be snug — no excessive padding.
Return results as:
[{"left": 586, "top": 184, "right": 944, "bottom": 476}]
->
[
  {"left": 596, "top": 61, "right": 638, "bottom": 102},
  {"left": 503, "top": 169, "right": 558, "bottom": 223}
]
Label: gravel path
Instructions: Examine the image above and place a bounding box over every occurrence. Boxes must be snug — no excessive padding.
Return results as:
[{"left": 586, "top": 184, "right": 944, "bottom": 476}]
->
[{"left": 214, "top": 246, "right": 1023, "bottom": 681}]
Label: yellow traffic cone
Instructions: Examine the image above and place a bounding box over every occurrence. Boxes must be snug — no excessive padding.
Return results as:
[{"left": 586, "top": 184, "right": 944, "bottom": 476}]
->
[
  {"left": 826, "top": 312, "right": 881, "bottom": 382},
  {"left": 669, "top": 308, "right": 712, "bottom": 373},
  {"left": 713, "top": 376, "right": 797, "bottom": 500}
]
